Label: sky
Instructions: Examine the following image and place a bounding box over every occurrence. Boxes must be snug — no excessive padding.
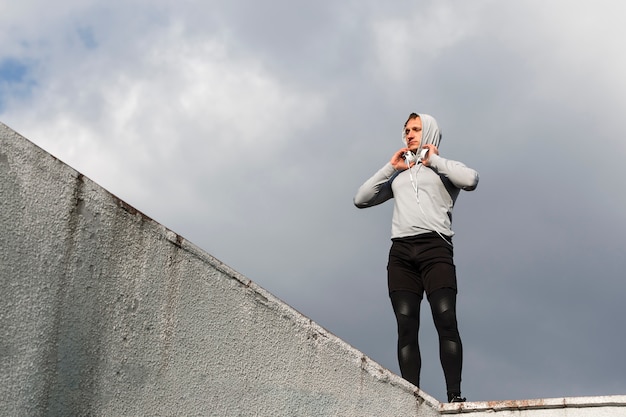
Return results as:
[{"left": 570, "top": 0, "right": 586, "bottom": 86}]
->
[{"left": 2, "top": 0, "right": 626, "bottom": 403}]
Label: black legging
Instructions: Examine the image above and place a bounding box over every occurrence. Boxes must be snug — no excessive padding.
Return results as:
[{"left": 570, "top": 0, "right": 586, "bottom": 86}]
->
[{"left": 390, "top": 288, "right": 462, "bottom": 396}]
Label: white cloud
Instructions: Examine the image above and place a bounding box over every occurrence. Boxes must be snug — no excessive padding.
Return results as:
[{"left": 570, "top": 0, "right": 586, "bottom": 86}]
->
[
  {"left": 2, "top": 16, "right": 327, "bottom": 218},
  {"left": 367, "top": 0, "right": 626, "bottom": 157},
  {"left": 370, "top": 2, "right": 489, "bottom": 82},
  {"left": 494, "top": 2, "right": 626, "bottom": 104}
]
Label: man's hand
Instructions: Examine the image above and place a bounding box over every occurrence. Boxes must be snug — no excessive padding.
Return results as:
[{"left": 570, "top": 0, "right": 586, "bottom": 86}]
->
[
  {"left": 391, "top": 148, "right": 414, "bottom": 171},
  {"left": 421, "top": 144, "right": 439, "bottom": 166}
]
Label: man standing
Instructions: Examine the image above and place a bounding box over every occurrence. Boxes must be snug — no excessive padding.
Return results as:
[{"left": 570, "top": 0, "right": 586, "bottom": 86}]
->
[{"left": 354, "top": 113, "right": 478, "bottom": 403}]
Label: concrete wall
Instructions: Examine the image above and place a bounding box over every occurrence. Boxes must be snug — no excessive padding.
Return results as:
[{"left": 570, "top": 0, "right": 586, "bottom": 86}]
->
[
  {"left": 0, "top": 122, "right": 440, "bottom": 416},
  {"left": 1, "top": 121, "right": 625, "bottom": 417}
]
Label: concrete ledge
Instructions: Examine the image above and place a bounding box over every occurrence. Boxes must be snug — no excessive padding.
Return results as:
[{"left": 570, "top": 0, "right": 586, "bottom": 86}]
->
[{"left": 440, "top": 395, "right": 626, "bottom": 415}]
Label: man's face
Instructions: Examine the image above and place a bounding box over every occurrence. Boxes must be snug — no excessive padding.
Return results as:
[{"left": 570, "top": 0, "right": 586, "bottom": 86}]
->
[{"left": 404, "top": 117, "right": 422, "bottom": 152}]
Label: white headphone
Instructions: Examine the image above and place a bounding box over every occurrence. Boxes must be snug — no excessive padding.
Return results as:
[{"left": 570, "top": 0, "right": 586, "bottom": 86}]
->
[{"left": 400, "top": 124, "right": 451, "bottom": 246}]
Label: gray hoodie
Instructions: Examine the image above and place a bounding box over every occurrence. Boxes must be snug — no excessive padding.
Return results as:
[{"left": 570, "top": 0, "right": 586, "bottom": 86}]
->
[{"left": 354, "top": 114, "right": 479, "bottom": 239}]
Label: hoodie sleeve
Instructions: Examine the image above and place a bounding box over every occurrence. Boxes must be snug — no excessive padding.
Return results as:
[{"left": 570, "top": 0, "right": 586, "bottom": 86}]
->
[
  {"left": 428, "top": 154, "right": 479, "bottom": 191},
  {"left": 354, "top": 162, "right": 397, "bottom": 208}
]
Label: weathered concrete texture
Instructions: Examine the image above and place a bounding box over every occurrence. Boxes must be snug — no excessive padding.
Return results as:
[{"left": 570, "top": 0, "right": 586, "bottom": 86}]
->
[
  {"left": 2, "top": 121, "right": 626, "bottom": 417},
  {"left": 0, "top": 122, "right": 439, "bottom": 416},
  {"left": 440, "top": 396, "right": 626, "bottom": 416}
]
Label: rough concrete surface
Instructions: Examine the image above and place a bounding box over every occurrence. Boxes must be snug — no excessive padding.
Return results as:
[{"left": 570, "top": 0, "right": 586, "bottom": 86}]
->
[{"left": 0, "top": 122, "right": 439, "bottom": 416}]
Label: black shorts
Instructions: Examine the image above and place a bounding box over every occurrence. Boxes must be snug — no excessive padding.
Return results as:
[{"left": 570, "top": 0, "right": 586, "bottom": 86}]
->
[{"left": 387, "top": 232, "right": 457, "bottom": 297}]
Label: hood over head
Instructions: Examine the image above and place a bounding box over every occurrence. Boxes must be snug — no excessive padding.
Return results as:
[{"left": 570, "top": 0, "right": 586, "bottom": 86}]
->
[{"left": 403, "top": 113, "right": 442, "bottom": 149}]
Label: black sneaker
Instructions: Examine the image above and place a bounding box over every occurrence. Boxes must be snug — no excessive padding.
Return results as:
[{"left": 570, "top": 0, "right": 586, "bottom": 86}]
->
[{"left": 448, "top": 395, "right": 466, "bottom": 403}]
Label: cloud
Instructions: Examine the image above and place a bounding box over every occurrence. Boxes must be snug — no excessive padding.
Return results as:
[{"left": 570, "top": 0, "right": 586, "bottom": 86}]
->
[
  {"left": 2, "top": 13, "right": 327, "bottom": 225},
  {"left": 371, "top": 2, "right": 488, "bottom": 82}
]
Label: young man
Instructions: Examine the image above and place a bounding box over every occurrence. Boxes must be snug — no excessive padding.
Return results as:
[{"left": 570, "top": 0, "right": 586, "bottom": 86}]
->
[{"left": 354, "top": 113, "right": 478, "bottom": 403}]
